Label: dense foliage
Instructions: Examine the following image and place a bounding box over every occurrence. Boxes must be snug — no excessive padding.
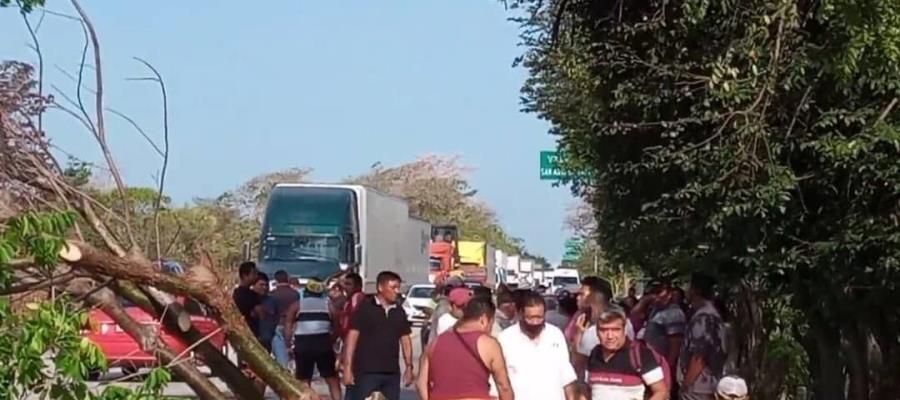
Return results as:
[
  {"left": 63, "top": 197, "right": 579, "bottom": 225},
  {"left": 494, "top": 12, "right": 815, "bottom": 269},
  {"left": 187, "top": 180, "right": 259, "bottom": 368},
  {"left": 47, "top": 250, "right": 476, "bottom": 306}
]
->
[
  {"left": 513, "top": 0, "right": 900, "bottom": 398},
  {"left": 0, "top": 212, "right": 171, "bottom": 399}
]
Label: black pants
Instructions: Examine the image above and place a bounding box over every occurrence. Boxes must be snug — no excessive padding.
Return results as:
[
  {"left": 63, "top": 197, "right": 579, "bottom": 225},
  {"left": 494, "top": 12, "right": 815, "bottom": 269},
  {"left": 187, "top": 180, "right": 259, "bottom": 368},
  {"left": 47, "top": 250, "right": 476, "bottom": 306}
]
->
[{"left": 346, "top": 373, "right": 400, "bottom": 400}]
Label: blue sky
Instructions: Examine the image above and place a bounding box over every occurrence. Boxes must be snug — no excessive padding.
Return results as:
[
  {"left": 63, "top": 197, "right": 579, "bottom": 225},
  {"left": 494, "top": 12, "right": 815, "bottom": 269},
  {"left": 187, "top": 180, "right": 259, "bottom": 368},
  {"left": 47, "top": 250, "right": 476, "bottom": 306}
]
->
[{"left": 1, "top": 0, "right": 574, "bottom": 263}]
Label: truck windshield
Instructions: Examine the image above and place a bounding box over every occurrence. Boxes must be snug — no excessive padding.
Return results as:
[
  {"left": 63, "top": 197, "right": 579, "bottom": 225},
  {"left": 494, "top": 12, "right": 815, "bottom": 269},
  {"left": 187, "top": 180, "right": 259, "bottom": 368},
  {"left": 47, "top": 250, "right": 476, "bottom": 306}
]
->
[{"left": 261, "top": 186, "right": 355, "bottom": 262}]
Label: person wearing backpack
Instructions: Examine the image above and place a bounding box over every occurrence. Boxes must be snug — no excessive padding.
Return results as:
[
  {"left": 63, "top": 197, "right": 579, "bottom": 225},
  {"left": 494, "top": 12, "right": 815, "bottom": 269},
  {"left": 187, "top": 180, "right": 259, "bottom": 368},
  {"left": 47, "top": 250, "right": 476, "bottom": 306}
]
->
[{"left": 582, "top": 309, "right": 668, "bottom": 400}]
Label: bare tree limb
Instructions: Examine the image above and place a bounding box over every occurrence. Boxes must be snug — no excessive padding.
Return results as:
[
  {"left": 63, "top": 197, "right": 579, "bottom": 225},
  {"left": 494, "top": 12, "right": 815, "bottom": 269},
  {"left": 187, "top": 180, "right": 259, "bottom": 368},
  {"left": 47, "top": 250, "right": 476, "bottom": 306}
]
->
[
  {"left": 129, "top": 57, "right": 170, "bottom": 264},
  {"left": 1, "top": 270, "right": 78, "bottom": 295},
  {"left": 70, "top": 0, "right": 139, "bottom": 253},
  {"left": 20, "top": 9, "right": 43, "bottom": 133},
  {"left": 106, "top": 108, "right": 165, "bottom": 157}
]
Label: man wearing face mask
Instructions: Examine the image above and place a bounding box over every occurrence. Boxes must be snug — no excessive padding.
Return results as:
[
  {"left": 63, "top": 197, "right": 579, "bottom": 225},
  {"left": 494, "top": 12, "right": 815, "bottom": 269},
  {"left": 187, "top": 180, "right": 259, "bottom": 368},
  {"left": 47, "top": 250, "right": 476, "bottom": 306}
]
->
[{"left": 499, "top": 291, "right": 578, "bottom": 400}]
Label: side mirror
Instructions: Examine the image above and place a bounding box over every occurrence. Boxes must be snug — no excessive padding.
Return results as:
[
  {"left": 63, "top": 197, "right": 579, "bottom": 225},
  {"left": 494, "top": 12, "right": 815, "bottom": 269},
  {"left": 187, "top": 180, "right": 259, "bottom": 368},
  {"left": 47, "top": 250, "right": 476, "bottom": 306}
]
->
[
  {"left": 242, "top": 242, "right": 251, "bottom": 261},
  {"left": 354, "top": 244, "right": 362, "bottom": 265}
]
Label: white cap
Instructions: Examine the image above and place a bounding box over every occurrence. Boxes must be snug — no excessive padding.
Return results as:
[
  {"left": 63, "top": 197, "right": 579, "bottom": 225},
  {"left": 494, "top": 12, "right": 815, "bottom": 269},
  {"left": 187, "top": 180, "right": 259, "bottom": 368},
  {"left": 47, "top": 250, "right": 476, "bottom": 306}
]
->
[{"left": 716, "top": 376, "right": 749, "bottom": 399}]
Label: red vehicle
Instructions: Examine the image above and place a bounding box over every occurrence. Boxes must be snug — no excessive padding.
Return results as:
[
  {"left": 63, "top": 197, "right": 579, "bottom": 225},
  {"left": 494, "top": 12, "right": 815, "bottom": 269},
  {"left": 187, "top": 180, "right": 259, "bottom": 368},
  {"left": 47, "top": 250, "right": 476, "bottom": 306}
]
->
[{"left": 82, "top": 261, "right": 227, "bottom": 374}]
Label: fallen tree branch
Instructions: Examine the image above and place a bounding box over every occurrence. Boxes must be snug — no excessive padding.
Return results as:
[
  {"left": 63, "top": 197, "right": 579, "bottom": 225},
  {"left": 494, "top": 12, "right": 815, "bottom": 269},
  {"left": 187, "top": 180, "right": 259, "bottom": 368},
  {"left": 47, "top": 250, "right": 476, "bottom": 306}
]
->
[
  {"left": 2, "top": 270, "right": 78, "bottom": 295},
  {"left": 113, "top": 281, "right": 262, "bottom": 399},
  {"left": 69, "top": 282, "right": 227, "bottom": 400},
  {"left": 59, "top": 241, "right": 315, "bottom": 399}
]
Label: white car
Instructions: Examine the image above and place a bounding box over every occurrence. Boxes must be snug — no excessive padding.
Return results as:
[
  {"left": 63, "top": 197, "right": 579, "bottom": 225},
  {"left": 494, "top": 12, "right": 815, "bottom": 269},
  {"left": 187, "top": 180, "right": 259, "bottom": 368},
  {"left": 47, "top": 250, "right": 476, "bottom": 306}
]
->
[{"left": 402, "top": 284, "right": 436, "bottom": 325}]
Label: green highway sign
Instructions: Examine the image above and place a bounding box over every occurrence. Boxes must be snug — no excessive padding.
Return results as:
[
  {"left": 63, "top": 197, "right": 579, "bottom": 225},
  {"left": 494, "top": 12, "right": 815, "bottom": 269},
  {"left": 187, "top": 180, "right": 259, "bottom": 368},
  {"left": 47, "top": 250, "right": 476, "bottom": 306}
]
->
[
  {"left": 562, "top": 238, "right": 584, "bottom": 262},
  {"left": 540, "top": 151, "right": 569, "bottom": 180}
]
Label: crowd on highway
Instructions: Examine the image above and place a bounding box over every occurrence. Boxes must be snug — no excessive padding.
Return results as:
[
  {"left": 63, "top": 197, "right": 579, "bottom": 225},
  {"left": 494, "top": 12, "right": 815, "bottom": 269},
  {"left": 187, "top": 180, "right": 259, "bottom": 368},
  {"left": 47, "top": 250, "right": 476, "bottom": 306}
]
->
[{"left": 232, "top": 261, "right": 750, "bottom": 400}]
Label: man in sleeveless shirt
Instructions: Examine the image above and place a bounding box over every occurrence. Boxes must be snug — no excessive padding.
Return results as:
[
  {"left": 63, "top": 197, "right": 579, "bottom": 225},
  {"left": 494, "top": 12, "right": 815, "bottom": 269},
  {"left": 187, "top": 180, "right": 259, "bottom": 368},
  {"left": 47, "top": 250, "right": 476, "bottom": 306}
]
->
[
  {"left": 417, "top": 297, "right": 514, "bottom": 400},
  {"left": 284, "top": 278, "right": 342, "bottom": 400}
]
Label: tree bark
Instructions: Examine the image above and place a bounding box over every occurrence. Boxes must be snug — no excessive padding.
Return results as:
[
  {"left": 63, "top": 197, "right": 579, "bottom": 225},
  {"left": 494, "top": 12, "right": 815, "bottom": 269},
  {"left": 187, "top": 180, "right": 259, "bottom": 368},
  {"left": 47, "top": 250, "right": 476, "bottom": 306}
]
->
[
  {"left": 842, "top": 321, "right": 870, "bottom": 400},
  {"left": 59, "top": 241, "right": 317, "bottom": 400},
  {"left": 69, "top": 281, "right": 227, "bottom": 400},
  {"left": 869, "top": 309, "right": 899, "bottom": 399},
  {"left": 809, "top": 313, "right": 846, "bottom": 400}
]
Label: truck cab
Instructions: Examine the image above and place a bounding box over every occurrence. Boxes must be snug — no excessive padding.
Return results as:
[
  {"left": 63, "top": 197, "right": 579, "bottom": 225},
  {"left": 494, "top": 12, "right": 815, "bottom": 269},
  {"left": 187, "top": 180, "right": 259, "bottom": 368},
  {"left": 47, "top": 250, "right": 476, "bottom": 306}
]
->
[
  {"left": 258, "top": 184, "right": 430, "bottom": 290},
  {"left": 428, "top": 224, "right": 458, "bottom": 283}
]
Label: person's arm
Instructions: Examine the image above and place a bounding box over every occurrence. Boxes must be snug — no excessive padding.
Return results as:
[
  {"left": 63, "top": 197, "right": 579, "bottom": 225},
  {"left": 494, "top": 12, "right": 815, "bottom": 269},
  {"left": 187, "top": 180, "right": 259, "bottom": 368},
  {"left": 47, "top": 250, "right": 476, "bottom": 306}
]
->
[
  {"left": 667, "top": 335, "right": 683, "bottom": 368},
  {"left": 483, "top": 337, "right": 514, "bottom": 400},
  {"left": 683, "top": 353, "right": 705, "bottom": 386},
  {"left": 416, "top": 343, "right": 433, "bottom": 400},
  {"left": 555, "top": 330, "right": 579, "bottom": 400},
  {"left": 682, "top": 314, "right": 710, "bottom": 387},
  {"left": 573, "top": 353, "right": 588, "bottom": 384},
  {"left": 647, "top": 380, "right": 668, "bottom": 400},
  {"left": 571, "top": 315, "right": 590, "bottom": 381},
  {"left": 401, "top": 333, "right": 415, "bottom": 385},
  {"left": 251, "top": 294, "right": 267, "bottom": 319},
  {"left": 638, "top": 347, "right": 667, "bottom": 400},
  {"left": 342, "top": 329, "right": 360, "bottom": 385},
  {"left": 283, "top": 301, "right": 299, "bottom": 349}
]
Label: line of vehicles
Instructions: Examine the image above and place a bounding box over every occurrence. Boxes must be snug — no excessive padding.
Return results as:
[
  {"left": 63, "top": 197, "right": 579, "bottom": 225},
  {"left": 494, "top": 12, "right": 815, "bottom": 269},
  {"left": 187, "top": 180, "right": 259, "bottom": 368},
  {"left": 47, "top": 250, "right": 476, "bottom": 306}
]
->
[{"left": 81, "top": 183, "right": 580, "bottom": 372}]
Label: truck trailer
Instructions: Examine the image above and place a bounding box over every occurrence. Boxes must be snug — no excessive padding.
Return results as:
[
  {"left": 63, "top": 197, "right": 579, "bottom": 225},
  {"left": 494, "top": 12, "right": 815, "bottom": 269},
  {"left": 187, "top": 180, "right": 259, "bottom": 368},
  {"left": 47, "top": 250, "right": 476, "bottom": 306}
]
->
[{"left": 257, "top": 184, "right": 430, "bottom": 290}]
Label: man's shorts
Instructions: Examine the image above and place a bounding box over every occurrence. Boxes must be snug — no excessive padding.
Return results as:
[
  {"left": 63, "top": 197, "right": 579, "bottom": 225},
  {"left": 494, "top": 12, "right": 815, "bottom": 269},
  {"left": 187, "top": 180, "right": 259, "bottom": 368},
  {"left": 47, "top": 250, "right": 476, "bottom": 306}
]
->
[{"left": 293, "top": 333, "right": 337, "bottom": 380}]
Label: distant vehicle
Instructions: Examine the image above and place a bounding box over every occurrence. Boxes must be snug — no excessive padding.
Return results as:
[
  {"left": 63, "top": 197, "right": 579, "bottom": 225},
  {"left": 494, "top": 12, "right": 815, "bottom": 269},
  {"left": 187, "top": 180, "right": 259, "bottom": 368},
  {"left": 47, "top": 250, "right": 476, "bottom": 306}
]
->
[
  {"left": 258, "top": 184, "right": 431, "bottom": 291},
  {"left": 82, "top": 261, "right": 227, "bottom": 376},
  {"left": 403, "top": 284, "right": 436, "bottom": 325},
  {"left": 429, "top": 225, "right": 459, "bottom": 284},
  {"left": 551, "top": 268, "right": 581, "bottom": 295},
  {"left": 457, "top": 241, "right": 496, "bottom": 287}
]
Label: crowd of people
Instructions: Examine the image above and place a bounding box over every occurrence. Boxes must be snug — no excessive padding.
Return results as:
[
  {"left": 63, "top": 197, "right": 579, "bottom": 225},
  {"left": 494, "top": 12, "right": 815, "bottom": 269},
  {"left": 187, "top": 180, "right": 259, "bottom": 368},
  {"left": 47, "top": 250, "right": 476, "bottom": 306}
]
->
[{"left": 231, "top": 260, "right": 749, "bottom": 400}]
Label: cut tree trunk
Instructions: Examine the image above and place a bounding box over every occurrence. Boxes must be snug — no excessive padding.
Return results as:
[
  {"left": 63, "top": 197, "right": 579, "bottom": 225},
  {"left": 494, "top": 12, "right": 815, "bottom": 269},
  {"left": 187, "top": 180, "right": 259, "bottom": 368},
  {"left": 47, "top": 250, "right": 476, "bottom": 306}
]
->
[
  {"left": 114, "top": 281, "right": 263, "bottom": 400},
  {"left": 59, "top": 241, "right": 318, "bottom": 400}
]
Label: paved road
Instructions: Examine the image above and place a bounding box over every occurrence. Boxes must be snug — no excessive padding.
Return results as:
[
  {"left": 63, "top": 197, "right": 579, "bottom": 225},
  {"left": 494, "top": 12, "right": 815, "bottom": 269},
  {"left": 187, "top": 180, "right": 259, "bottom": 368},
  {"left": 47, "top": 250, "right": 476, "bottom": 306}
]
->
[{"left": 88, "top": 328, "right": 424, "bottom": 399}]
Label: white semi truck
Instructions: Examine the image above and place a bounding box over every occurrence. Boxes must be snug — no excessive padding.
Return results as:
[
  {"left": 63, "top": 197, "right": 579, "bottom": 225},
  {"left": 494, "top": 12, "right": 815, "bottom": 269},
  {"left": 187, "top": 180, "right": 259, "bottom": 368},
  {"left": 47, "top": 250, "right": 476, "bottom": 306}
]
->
[{"left": 257, "top": 183, "right": 430, "bottom": 290}]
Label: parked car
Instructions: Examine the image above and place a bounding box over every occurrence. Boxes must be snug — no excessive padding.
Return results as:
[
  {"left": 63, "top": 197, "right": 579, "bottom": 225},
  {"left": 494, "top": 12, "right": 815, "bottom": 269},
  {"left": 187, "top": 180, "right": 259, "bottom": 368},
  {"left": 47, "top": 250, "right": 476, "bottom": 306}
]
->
[
  {"left": 82, "top": 261, "right": 227, "bottom": 375},
  {"left": 402, "top": 284, "right": 435, "bottom": 325}
]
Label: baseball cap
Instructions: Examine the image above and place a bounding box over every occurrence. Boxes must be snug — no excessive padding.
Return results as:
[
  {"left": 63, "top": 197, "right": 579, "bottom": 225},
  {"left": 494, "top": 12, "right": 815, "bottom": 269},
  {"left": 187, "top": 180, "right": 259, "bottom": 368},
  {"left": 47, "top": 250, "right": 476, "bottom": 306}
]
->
[
  {"left": 448, "top": 287, "right": 472, "bottom": 307},
  {"left": 305, "top": 278, "right": 325, "bottom": 295},
  {"left": 716, "top": 376, "right": 748, "bottom": 399}
]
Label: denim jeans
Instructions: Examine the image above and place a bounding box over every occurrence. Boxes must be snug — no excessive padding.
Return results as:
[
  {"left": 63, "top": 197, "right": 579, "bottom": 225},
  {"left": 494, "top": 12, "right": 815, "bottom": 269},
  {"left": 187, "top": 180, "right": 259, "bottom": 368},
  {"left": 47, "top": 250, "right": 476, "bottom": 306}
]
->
[{"left": 271, "top": 326, "right": 291, "bottom": 369}]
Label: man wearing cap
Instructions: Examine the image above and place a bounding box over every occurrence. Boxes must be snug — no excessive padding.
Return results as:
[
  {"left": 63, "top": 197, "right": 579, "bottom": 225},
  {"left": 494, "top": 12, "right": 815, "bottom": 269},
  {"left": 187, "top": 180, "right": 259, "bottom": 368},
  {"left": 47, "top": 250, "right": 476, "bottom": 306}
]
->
[
  {"left": 434, "top": 287, "right": 472, "bottom": 337},
  {"left": 284, "top": 278, "right": 342, "bottom": 400}
]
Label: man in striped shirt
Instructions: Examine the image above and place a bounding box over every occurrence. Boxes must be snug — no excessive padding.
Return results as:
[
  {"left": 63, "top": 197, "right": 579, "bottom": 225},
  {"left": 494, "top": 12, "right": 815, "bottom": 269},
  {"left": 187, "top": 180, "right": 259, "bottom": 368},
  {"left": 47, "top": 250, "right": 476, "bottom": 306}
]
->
[{"left": 583, "top": 309, "right": 668, "bottom": 400}]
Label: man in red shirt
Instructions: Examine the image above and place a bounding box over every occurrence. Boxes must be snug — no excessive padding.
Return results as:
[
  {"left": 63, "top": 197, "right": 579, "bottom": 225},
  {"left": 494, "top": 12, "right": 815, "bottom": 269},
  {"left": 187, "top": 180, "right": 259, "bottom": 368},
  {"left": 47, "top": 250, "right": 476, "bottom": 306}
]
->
[
  {"left": 338, "top": 273, "right": 366, "bottom": 337},
  {"left": 335, "top": 272, "right": 366, "bottom": 372}
]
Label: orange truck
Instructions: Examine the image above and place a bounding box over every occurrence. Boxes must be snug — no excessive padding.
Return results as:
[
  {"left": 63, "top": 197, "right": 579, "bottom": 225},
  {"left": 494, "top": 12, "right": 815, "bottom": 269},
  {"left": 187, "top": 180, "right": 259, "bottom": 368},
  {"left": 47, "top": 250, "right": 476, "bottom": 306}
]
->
[{"left": 429, "top": 225, "right": 459, "bottom": 284}]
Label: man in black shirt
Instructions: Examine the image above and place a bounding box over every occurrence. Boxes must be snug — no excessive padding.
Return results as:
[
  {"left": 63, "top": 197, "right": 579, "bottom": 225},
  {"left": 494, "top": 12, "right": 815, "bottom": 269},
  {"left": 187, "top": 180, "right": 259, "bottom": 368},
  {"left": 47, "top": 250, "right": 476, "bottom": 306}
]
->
[
  {"left": 232, "top": 261, "right": 263, "bottom": 337},
  {"left": 343, "top": 271, "right": 414, "bottom": 400}
]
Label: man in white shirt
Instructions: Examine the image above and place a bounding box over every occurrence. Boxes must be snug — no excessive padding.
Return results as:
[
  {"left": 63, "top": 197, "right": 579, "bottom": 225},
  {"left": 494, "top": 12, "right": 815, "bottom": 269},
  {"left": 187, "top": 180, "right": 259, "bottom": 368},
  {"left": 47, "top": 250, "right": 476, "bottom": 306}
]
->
[
  {"left": 433, "top": 287, "right": 471, "bottom": 338},
  {"left": 499, "top": 291, "right": 578, "bottom": 400}
]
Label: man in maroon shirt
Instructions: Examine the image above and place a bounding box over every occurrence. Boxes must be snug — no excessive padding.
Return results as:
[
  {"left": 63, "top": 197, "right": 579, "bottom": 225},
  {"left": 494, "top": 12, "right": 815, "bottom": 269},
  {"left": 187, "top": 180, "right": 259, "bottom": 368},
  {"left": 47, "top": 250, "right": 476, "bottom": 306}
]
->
[{"left": 335, "top": 272, "right": 365, "bottom": 373}]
